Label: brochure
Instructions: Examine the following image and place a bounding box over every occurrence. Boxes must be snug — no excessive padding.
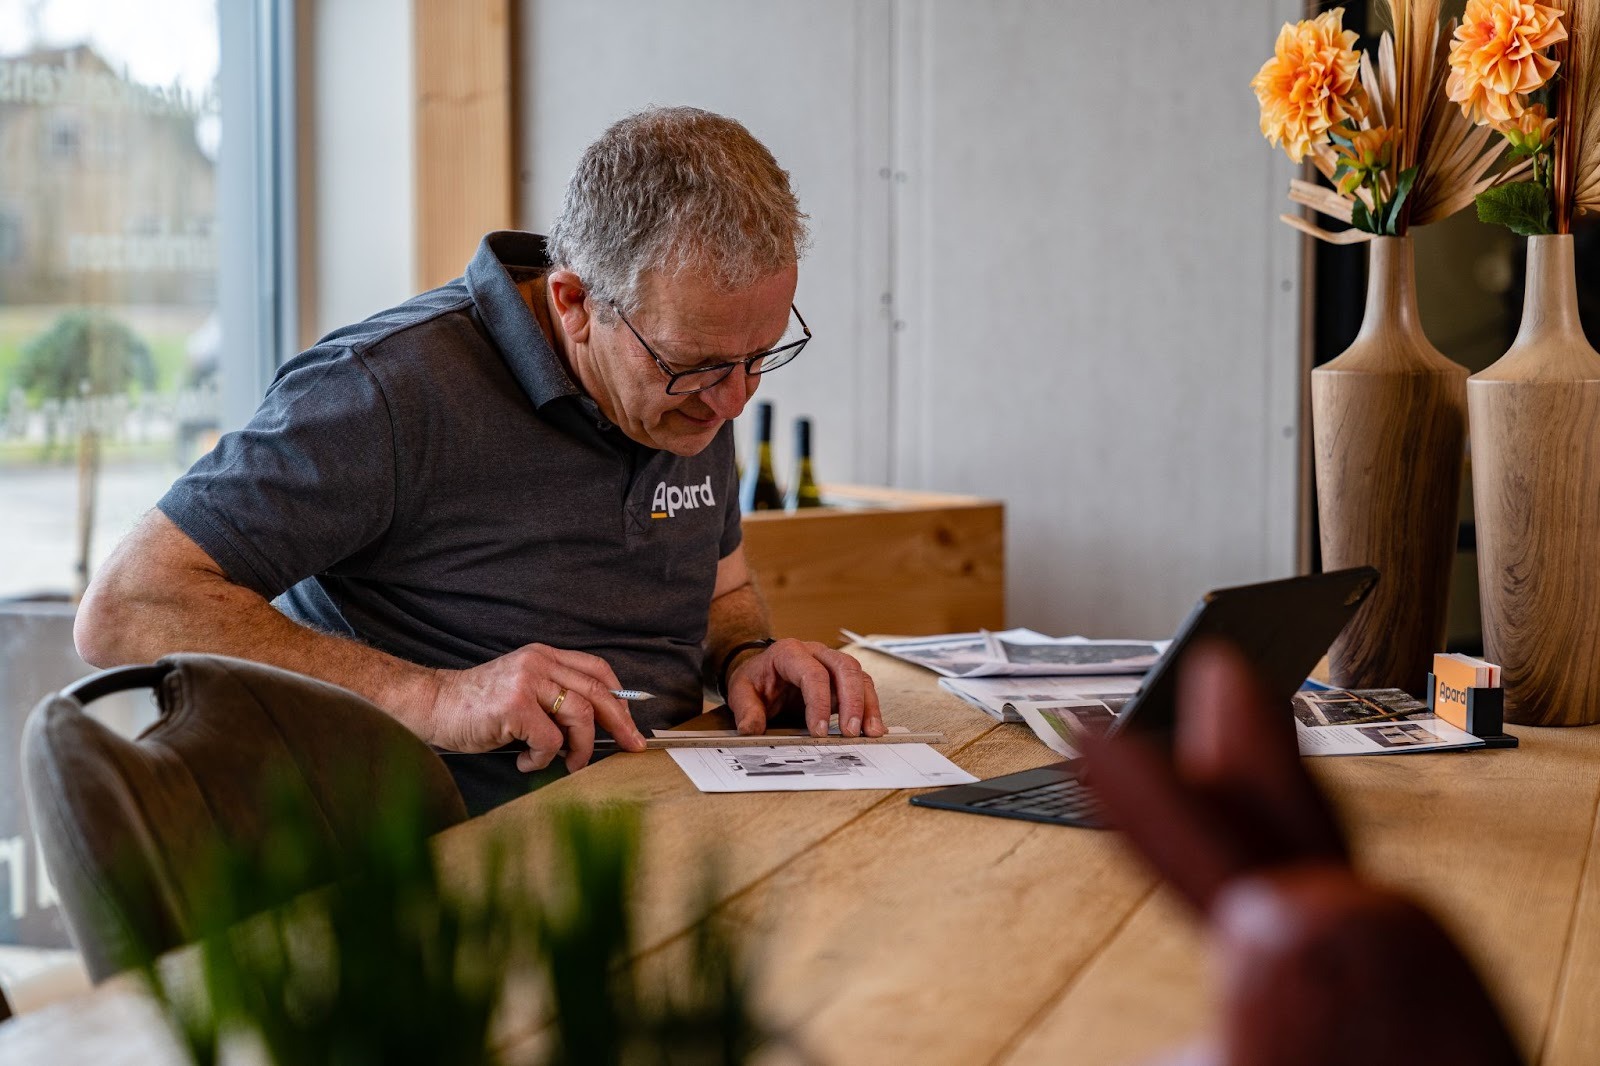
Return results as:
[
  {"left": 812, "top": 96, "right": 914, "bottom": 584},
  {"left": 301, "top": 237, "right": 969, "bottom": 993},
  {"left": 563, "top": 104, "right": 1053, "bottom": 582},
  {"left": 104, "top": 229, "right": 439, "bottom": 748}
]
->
[
  {"left": 1292, "top": 687, "right": 1483, "bottom": 756},
  {"left": 843, "top": 628, "right": 1165, "bottom": 678}
]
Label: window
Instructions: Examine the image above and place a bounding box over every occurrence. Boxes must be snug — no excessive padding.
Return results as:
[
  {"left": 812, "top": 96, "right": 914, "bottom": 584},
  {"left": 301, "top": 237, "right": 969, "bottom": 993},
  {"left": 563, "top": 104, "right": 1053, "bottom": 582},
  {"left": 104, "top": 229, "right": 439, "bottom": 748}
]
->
[
  {"left": 0, "top": 0, "right": 296, "bottom": 961},
  {"left": 0, "top": 0, "right": 289, "bottom": 602},
  {"left": 45, "top": 116, "right": 79, "bottom": 159}
]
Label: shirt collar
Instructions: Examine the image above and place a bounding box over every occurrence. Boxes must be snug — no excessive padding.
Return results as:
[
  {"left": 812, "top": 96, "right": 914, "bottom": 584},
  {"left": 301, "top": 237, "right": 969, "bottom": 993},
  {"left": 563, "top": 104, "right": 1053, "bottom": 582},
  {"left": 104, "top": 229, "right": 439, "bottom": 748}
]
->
[{"left": 464, "top": 231, "right": 584, "bottom": 411}]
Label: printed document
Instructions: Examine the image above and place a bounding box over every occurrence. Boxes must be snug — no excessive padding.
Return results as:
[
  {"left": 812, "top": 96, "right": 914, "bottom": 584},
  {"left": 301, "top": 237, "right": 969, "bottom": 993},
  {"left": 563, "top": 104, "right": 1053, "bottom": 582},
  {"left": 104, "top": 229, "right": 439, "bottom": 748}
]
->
[
  {"left": 668, "top": 743, "right": 978, "bottom": 793},
  {"left": 842, "top": 629, "right": 1165, "bottom": 678}
]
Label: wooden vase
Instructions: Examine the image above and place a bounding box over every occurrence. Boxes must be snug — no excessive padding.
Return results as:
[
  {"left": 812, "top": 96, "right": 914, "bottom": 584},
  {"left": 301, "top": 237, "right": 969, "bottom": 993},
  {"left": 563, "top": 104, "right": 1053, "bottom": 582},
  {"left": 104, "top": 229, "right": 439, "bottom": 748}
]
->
[
  {"left": 1312, "top": 235, "right": 1468, "bottom": 695},
  {"left": 1468, "top": 234, "right": 1600, "bottom": 726}
]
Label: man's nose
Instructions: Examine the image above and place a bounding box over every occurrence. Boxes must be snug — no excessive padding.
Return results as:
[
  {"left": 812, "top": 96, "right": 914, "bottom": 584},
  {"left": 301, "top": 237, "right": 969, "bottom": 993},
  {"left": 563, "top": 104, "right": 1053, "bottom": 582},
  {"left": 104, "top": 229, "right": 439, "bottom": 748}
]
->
[{"left": 701, "top": 367, "right": 757, "bottom": 419}]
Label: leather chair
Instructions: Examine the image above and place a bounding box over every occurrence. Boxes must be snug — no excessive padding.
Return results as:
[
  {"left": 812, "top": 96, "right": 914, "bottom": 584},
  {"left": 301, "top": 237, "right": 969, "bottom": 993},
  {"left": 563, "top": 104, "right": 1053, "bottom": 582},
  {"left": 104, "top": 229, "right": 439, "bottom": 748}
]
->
[{"left": 21, "top": 654, "right": 468, "bottom": 983}]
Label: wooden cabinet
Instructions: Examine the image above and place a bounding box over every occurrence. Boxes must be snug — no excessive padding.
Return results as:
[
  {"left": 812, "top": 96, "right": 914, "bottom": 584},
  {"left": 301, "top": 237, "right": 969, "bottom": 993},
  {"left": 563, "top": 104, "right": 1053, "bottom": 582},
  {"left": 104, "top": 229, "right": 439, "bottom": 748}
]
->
[{"left": 739, "top": 485, "right": 1005, "bottom": 646}]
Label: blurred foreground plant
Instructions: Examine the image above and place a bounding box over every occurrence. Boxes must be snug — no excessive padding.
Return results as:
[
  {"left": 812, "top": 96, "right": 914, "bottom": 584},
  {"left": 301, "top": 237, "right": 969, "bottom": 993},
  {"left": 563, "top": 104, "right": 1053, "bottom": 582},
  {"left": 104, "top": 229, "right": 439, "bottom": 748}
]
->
[{"left": 134, "top": 772, "right": 772, "bottom": 1066}]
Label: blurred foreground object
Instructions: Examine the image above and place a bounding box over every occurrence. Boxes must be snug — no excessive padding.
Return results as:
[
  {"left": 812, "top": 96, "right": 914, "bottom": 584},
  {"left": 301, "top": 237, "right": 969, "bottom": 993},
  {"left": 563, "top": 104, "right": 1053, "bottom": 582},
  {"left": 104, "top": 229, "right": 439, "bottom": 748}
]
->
[
  {"left": 1085, "top": 641, "right": 1522, "bottom": 1066},
  {"left": 135, "top": 783, "right": 769, "bottom": 1066}
]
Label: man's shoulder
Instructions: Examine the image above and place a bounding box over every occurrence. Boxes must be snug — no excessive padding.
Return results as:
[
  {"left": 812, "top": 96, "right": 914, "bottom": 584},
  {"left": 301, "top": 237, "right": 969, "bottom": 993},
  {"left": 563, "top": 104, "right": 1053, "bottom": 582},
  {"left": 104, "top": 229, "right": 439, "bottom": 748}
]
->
[
  {"left": 313, "top": 280, "right": 478, "bottom": 358},
  {"left": 283, "top": 281, "right": 504, "bottom": 396}
]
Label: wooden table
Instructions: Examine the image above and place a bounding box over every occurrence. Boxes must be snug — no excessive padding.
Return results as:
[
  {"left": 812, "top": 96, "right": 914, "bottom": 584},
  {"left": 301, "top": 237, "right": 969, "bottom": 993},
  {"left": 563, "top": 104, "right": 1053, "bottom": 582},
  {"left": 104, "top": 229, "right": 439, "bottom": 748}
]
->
[{"left": 7, "top": 647, "right": 1600, "bottom": 1063}]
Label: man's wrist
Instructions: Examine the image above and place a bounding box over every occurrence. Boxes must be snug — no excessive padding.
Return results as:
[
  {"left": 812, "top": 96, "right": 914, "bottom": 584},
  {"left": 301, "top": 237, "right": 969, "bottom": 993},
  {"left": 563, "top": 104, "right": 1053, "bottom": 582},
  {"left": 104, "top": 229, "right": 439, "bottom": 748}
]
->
[
  {"left": 374, "top": 661, "right": 449, "bottom": 742},
  {"left": 718, "top": 638, "right": 776, "bottom": 701}
]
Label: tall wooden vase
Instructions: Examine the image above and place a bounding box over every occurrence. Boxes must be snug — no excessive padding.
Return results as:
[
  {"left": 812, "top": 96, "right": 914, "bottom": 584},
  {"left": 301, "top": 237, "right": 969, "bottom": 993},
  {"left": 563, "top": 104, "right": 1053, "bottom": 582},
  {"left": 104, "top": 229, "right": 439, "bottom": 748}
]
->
[
  {"left": 1468, "top": 234, "right": 1600, "bottom": 726},
  {"left": 1312, "top": 235, "right": 1468, "bottom": 695}
]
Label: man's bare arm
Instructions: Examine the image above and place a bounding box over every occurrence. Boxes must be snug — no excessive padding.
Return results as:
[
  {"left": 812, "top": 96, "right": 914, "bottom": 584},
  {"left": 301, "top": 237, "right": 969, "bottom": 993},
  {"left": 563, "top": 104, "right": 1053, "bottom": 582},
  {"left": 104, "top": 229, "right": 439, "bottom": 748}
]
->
[
  {"left": 702, "top": 544, "right": 774, "bottom": 694},
  {"left": 75, "top": 510, "right": 644, "bottom": 770},
  {"left": 77, "top": 510, "right": 440, "bottom": 731}
]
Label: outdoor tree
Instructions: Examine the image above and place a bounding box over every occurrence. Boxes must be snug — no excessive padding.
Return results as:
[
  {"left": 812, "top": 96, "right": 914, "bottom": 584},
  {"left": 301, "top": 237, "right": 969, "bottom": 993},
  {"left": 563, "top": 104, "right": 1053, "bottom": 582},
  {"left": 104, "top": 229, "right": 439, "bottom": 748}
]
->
[{"left": 12, "top": 310, "right": 156, "bottom": 596}]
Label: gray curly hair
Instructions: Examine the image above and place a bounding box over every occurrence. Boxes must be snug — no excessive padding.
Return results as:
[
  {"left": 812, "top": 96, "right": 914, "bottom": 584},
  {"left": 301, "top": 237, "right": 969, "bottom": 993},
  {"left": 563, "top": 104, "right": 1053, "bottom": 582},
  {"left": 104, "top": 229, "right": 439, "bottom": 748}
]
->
[{"left": 547, "top": 106, "right": 810, "bottom": 318}]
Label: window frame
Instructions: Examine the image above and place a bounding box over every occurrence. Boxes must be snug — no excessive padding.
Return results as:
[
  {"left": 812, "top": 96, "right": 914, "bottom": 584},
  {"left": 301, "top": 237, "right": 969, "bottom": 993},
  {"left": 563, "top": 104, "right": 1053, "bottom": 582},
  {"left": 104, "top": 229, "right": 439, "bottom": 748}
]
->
[{"left": 217, "top": 0, "right": 299, "bottom": 431}]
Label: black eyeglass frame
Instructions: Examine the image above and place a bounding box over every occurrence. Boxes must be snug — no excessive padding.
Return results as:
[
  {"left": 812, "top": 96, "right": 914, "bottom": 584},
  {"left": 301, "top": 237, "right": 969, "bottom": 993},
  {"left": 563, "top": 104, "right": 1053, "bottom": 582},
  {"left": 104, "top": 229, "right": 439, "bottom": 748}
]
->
[{"left": 611, "top": 302, "right": 811, "bottom": 395}]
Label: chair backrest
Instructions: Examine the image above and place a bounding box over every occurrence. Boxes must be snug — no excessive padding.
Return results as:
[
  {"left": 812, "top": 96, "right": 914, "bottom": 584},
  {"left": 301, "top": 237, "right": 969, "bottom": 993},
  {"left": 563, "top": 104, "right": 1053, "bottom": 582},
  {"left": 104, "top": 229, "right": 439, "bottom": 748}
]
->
[{"left": 21, "top": 654, "right": 468, "bottom": 983}]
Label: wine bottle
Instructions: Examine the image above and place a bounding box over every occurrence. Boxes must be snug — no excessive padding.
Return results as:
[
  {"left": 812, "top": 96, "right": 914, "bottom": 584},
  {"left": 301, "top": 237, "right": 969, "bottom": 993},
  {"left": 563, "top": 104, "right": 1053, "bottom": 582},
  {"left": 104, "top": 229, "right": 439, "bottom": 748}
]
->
[
  {"left": 740, "top": 401, "right": 784, "bottom": 512},
  {"left": 785, "top": 416, "right": 824, "bottom": 510}
]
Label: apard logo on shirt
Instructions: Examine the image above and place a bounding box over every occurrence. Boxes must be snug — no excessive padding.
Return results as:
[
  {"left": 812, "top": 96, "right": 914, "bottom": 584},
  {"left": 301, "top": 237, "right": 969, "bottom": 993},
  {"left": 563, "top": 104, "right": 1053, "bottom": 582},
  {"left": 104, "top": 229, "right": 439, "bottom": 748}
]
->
[{"left": 650, "top": 475, "right": 717, "bottom": 519}]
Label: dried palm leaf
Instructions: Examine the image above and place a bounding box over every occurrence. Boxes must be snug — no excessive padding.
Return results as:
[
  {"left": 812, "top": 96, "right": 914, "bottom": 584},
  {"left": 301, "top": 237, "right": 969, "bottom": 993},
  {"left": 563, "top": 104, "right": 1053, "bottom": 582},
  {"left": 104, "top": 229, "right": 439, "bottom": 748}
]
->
[
  {"left": 1290, "top": 178, "right": 1357, "bottom": 223},
  {"left": 1279, "top": 213, "right": 1374, "bottom": 244},
  {"left": 1361, "top": 51, "right": 1389, "bottom": 131},
  {"left": 1420, "top": 164, "right": 1535, "bottom": 222},
  {"left": 1562, "top": 0, "right": 1600, "bottom": 217}
]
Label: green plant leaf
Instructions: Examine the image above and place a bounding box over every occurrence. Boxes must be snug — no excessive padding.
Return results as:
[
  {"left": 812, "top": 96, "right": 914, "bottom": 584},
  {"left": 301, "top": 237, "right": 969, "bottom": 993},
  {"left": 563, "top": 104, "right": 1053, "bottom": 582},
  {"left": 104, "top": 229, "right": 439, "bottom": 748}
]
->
[
  {"left": 1382, "top": 165, "right": 1418, "bottom": 235},
  {"left": 1351, "top": 196, "right": 1376, "bottom": 234},
  {"left": 1475, "top": 181, "right": 1553, "bottom": 235}
]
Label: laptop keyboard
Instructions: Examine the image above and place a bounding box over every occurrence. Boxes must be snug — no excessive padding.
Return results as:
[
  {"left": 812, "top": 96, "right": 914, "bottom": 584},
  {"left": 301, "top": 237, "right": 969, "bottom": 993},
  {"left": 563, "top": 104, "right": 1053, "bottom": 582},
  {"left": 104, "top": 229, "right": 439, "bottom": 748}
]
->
[{"left": 966, "top": 776, "right": 1101, "bottom": 823}]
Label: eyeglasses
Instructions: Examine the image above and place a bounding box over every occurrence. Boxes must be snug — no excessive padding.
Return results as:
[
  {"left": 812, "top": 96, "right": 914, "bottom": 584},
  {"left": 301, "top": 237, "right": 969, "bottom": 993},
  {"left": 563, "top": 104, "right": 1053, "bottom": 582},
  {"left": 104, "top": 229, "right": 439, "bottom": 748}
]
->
[{"left": 612, "top": 302, "right": 811, "bottom": 395}]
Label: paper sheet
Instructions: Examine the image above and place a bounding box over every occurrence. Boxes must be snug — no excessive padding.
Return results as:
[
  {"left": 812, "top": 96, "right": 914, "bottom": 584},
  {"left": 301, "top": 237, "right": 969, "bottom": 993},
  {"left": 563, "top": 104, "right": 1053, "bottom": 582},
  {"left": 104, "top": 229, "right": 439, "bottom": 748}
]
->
[
  {"left": 940, "top": 674, "right": 1142, "bottom": 723},
  {"left": 667, "top": 743, "right": 978, "bottom": 792},
  {"left": 1010, "top": 699, "right": 1125, "bottom": 758}
]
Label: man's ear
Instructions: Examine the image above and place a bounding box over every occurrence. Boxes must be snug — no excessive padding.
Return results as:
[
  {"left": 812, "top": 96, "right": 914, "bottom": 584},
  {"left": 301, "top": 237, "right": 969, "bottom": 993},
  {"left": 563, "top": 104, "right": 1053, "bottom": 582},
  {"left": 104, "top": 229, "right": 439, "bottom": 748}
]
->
[{"left": 546, "top": 269, "right": 593, "bottom": 344}]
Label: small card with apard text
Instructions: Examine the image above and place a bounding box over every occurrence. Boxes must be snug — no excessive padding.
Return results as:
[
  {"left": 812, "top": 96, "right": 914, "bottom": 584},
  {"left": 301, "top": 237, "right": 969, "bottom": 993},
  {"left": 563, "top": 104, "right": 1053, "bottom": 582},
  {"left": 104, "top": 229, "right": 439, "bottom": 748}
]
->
[{"left": 1433, "top": 653, "right": 1501, "bottom": 732}]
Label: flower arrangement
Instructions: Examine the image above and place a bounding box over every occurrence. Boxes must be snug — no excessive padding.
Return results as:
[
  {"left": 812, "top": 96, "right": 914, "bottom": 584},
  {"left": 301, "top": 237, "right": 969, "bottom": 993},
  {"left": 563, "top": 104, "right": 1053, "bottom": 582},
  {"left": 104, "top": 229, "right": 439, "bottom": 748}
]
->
[
  {"left": 1253, "top": 1, "right": 1527, "bottom": 243},
  {"left": 1447, "top": 0, "right": 1600, "bottom": 235}
]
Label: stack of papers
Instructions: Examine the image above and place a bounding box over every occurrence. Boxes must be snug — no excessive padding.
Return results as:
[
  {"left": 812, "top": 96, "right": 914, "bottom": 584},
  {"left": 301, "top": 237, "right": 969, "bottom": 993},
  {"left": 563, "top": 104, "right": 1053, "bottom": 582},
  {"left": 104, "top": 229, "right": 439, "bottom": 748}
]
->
[{"left": 842, "top": 628, "right": 1165, "bottom": 678}]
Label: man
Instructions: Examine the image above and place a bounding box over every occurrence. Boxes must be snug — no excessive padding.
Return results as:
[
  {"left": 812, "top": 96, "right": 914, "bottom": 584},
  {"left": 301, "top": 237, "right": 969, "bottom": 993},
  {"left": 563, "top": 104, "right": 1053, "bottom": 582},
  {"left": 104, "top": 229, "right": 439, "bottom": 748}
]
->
[{"left": 76, "top": 107, "right": 883, "bottom": 815}]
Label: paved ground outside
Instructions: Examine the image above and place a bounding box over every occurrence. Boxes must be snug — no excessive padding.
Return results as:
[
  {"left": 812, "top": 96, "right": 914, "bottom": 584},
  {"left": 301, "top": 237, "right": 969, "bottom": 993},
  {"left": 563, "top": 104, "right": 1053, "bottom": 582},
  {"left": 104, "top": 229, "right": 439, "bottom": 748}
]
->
[{"left": 0, "top": 461, "right": 181, "bottom": 599}]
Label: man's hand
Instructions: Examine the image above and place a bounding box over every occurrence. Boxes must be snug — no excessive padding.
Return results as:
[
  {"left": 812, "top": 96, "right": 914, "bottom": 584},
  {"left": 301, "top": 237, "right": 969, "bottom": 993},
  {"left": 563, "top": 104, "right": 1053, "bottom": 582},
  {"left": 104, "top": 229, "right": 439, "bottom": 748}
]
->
[
  {"left": 723, "top": 638, "right": 887, "bottom": 739},
  {"left": 430, "top": 643, "right": 647, "bottom": 773}
]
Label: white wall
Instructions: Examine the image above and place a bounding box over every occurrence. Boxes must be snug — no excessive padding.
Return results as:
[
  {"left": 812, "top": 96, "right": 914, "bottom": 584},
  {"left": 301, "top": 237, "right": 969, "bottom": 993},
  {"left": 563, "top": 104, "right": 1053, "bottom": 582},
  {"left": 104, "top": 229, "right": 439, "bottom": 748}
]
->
[
  {"left": 889, "top": 0, "right": 1303, "bottom": 635},
  {"left": 311, "top": 0, "right": 415, "bottom": 338},
  {"left": 519, "top": 0, "right": 895, "bottom": 487}
]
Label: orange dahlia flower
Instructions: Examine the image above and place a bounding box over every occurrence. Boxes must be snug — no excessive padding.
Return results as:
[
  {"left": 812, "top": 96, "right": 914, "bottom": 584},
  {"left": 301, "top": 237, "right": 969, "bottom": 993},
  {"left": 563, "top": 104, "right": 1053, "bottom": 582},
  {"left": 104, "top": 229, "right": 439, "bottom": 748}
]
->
[
  {"left": 1447, "top": 0, "right": 1566, "bottom": 126},
  {"left": 1251, "top": 9, "right": 1368, "bottom": 163}
]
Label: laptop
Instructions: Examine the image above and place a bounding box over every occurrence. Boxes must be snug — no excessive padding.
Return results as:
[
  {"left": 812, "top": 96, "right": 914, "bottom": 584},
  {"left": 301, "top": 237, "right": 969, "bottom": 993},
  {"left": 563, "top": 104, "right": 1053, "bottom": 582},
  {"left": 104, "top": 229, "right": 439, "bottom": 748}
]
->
[{"left": 909, "top": 567, "right": 1380, "bottom": 829}]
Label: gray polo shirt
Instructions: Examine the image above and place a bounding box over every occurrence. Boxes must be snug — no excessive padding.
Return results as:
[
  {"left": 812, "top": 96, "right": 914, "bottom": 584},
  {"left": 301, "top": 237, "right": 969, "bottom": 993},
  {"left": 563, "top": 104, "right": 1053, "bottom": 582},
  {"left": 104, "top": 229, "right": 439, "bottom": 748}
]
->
[{"left": 159, "top": 231, "right": 741, "bottom": 813}]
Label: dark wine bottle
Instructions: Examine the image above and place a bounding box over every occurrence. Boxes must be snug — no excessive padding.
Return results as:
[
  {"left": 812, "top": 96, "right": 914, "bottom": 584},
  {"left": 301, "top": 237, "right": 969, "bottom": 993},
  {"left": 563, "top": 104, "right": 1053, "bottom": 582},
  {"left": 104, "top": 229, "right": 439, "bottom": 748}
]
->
[
  {"left": 740, "top": 401, "right": 784, "bottom": 512},
  {"left": 785, "top": 416, "right": 824, "bottom": 510}
]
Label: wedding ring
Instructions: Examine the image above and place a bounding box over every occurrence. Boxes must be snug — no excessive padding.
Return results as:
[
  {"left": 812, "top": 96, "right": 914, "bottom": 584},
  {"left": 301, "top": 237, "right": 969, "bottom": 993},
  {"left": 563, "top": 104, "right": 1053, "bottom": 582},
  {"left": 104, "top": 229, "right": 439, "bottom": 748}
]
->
[{"left": 550, "top": 687, "right": 568, "bottom": 715}]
